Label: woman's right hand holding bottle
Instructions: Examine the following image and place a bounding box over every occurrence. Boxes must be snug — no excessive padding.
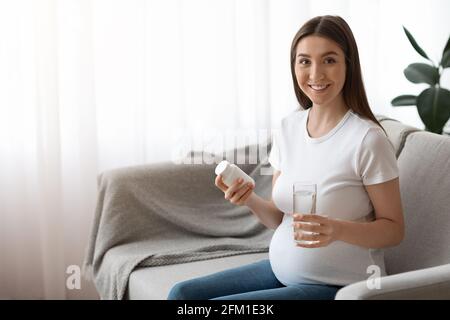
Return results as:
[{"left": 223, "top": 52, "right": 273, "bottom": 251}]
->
[{"left": 215, "top": 175, "right": 255, "bottom": 206}]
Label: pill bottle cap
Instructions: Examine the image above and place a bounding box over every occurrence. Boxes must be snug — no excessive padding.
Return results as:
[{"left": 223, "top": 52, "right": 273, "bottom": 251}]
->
[{"left": 215, "top": 160, "right": 232, "bottom": 176}]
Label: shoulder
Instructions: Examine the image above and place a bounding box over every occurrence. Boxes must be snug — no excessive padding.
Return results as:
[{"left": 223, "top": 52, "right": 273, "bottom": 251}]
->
[
  {"left": 346, "top": 112, "right": 395, "bottom": 156},
  {"left": 346, "top": 111, "right": 387, "bottom": 144},
  {"left": 347, "top": 111, "right": 382, "bottom": 134}
]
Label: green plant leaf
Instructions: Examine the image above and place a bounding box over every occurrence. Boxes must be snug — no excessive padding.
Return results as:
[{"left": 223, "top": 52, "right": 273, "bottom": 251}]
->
[
  {"left": 416, "top": 87, "right": 450, "bottom": 134},
  {"left": 403, "top": 26, "right": 430, "bottom": 61},
  {"left": 443, "top": 35, "right": 450, "bottom": 55},
  {"left": 404, "top": 63, "right": 439, "bottom": 85},
  {"left": 391, "top": 95, "right": 417, "bottom": 106},
  {"left": 442, "top": 49, "right": 450, "bottom": 68}
]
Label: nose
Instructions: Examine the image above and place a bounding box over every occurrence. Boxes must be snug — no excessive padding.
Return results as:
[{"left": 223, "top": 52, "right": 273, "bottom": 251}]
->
[{"left": 309, "top": 63, "right": 325, "bottom": 82}]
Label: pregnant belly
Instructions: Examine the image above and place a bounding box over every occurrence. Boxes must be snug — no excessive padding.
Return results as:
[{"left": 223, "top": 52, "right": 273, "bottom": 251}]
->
[
  {"left": 269, "top": 214, "right": 372, "bottom": 286},
  {"left": 269, "top": 215, "right": 325, "bottom": 285}
]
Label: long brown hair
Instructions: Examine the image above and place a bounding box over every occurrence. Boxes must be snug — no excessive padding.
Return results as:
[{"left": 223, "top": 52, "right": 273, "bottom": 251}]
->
[{"left": 290, "top": 15, "right": 385, "bottom": 131}]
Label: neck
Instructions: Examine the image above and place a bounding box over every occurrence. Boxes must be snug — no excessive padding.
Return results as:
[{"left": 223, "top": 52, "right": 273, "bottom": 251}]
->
[{"left": 308, "top": 98, "right": 349, "bottom": 128}]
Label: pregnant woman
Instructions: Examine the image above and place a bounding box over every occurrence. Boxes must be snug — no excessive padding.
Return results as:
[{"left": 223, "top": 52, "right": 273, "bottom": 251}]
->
[{"left": 167, "top": 15, "right": 404, "bottom": 300}]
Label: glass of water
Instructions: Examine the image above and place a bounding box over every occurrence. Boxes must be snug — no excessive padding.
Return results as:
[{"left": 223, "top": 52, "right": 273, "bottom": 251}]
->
[{"left": 293, "top": 182, "right": 317, "bottom": 245}]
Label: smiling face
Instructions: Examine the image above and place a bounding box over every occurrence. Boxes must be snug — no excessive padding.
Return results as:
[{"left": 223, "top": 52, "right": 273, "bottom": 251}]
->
[{"left": 294, "top": 35, "right": 347, "bottom": 108}]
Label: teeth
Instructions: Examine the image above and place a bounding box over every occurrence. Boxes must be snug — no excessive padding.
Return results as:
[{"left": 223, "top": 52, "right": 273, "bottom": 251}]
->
[{"left": 310, "top": 85, "right": 328, "bottom": 90}]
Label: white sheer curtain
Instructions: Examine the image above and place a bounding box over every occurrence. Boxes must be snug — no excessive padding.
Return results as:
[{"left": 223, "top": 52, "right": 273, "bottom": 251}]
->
[{"left": 0, "top": 0, "right": 449, "bottom": 299}]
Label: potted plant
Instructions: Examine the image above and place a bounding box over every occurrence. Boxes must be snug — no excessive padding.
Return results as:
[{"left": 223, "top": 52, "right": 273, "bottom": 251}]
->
[{"left": 391, "top": 26, "right": 450, "bottom": 134}]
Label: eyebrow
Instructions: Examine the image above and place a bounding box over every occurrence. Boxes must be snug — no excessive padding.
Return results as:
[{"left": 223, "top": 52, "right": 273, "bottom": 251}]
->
[{"left": 297, "top": 51, "right": 339, "bottom": 58}]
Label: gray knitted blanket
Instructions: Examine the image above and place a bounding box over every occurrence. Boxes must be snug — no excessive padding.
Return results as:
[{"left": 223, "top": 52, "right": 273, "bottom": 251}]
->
[{"left": 83, "top": 149, "right": 274, "bottom": 300}]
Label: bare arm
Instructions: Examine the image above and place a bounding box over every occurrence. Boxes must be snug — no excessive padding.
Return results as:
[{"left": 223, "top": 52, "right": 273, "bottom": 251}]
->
[
  {"left": 215, "top": 170, "right": 284, "bottom": 230},
  {"left": 335, "top": 177, "right": 405, "bottom": 248},
  {"left": 245, "top": 170, "right": 284, "bottom": 230}
]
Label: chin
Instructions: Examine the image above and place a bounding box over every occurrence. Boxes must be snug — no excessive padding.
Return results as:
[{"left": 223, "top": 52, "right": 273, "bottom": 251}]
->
[
  {"left": 308, "top": 98, "right": 329, "bottom": 106},
  {"left": 308, "top": 93, "right": 340, "bottom": 107}
]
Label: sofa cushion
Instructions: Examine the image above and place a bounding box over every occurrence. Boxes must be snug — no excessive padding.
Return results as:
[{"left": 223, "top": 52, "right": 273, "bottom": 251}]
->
[
  {"left": 384, "top": 131, "right": 450, "bottom": 275},
  {"left": 376, "top": 115, "right": 420, "bottom": 158},
  {"left": 126, "top": 252, "right": 268, "bottom": 300}
]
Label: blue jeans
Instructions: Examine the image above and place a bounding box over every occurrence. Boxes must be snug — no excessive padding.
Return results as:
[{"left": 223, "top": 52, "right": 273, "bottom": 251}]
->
[{"left": 167, "top": 259, "right": 342, "bottom": 300}]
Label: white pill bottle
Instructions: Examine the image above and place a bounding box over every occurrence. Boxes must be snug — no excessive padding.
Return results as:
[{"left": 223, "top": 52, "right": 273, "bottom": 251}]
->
[{"left": 215, "top": 160, "right": 255, "bottom": 187}]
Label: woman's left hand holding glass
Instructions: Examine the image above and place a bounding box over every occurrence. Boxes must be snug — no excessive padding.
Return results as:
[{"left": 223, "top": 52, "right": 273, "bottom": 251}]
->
[{"left": 292, "top": 213, "right": 341, "bottom": 248}]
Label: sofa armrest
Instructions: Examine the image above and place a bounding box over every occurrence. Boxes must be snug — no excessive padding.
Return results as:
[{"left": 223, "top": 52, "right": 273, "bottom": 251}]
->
[{"left": 335, "top": 263, "right": 450, "bottom": 300}]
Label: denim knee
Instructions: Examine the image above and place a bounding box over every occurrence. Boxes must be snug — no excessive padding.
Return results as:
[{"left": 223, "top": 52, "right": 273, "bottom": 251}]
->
[{"left": 167, "top": 280, "right": 200, "bottom": 300}]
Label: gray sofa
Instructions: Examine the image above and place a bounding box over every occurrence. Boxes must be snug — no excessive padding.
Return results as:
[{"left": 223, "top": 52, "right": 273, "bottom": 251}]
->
[{"left": 103, "top": 116, "right": 450, "bottom": 300}]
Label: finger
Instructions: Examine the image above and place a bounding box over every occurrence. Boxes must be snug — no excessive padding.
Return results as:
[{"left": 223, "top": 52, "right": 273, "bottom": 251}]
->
[
  {"left": 224, "top": 178, "right": 244, "bottom": 200},
  {"left": 294, "top": 231, "right": 328, "bottom": 242},
  {"left": 234, "top": 185, "right": 254, "bottom": 205},
  {"left": 292, "top": 213, "right": 305, "bottom": 221},
  {"left": 215, "top": 175, "right": 228, "bottom": 192},
  {"left": 296, "top": 241, "right": 325, "bottom": 249},
  {"left": 296, "top": 214, "right": 326, "bottom": 223},
  {"left": 230, "top": 183, "right": 253, "bottom": 203},
  {"left": 241, "top": 186, "right": 254, "bottom": 200},
  {"left": 292, "top": 222, "right": 326, "bottom": 234}
]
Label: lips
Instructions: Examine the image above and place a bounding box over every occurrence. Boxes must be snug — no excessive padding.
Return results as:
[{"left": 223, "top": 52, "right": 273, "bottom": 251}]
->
[{"left": 308, "top": 84, "right": 330, "bottom": 92}]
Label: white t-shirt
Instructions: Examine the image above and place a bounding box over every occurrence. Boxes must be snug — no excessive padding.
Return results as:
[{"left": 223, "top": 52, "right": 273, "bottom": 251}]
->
[{"left": 268, "top": 108, "right": 399, "bottom": 286}]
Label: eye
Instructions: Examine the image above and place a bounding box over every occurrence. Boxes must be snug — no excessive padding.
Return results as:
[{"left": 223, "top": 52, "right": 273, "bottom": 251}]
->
[
  {"left": 298, "top": 59, "right": 310, "bottom": 65},
  {"left": 324, "top": 57, "right": 336, "bottom": 64}
]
